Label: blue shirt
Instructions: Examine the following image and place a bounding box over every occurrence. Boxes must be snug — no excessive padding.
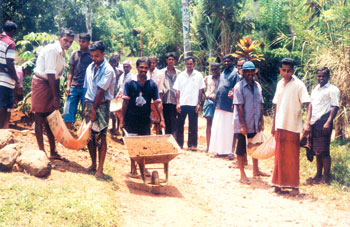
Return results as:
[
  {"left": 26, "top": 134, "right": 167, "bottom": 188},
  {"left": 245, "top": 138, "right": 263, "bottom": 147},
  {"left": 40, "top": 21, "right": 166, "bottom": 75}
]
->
[
  {"left": 84, "top": 59, "right": 115, "bottom": 102},
  {"left": 123, "top": 78, "right": 160, "bottom": 124},
  {"left": 233, "top": 78, "right": 263, "bottom": 134},
  {"left": 215, "top": 66, "right": 240, "bottom": 112}
]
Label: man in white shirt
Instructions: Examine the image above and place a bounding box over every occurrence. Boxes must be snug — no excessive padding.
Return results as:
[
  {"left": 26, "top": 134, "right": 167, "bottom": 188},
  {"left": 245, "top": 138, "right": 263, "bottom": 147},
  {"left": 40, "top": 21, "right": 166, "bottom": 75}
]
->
[
  {"left": 117, "top": 60, "right": 134, "bottom": 97},
  {"left": 31, "top": 29, "right": 74, "bottom": 160},
  {"left": 306, "top": 67, "right": 340, "bottom": 184},
  {"left": 174, "top": 56, "right": 205, "bottom": 150}
]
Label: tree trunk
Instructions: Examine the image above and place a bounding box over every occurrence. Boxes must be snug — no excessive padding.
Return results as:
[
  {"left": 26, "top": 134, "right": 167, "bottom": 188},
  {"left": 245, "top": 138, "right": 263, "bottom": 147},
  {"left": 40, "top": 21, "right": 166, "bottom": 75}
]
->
[
  {"left": 85, "top": 0, "right": 93, "bottom": 37},
  {"left": 181, "top": 0, "right": 192, "bottom": 58}
]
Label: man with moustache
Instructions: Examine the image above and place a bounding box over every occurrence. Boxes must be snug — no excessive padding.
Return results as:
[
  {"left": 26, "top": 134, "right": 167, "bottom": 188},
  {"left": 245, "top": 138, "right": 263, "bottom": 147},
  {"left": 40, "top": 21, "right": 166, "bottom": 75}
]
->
[
  {"left": 31, "top": 29, "right": 74, "bottom": 159},
  {"left": 83, "top": 41, "right": 116, "bottom": 178},
  {"left": 120, "top": 57, "right": 165, "bottom": 175}
]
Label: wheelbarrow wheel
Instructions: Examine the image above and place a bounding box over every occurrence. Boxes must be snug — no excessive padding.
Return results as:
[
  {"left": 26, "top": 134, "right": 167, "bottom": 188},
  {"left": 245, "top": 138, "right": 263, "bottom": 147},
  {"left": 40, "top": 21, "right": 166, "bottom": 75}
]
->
[{"left": 151, "top": 171, "right": 160, "bottom": 185}]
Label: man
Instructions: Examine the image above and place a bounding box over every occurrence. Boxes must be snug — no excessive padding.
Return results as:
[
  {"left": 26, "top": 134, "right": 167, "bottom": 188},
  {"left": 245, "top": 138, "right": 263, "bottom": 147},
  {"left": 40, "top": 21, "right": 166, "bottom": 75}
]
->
[
  {"left": 109, "top": 53, "right": 123, "bottom": 135},
  {"left": 63, "top": 33, "right": 92, "bottom": 129},
  {"left": 117, "top": 60, "right": 134, "bottom": 97},
  {"left": 306, "top": 67, "right": 340, "bottom": 184},
  {"left": 14, "top": 63, "right": 33, "bottom": 105},
  {"left": 83, "top": 41, "right": 115, "bottom": 178},
  {"left": 236, "top": 58, "right": 246, "bottom": 72},
  {"left": 159, "top": 53, "right": 180, "bottom": 136},
  {"left": 271, "top": 58, "right": 311, "bottom": 196},
  {"left": 31, "top": 29, "right": 74, "bottom": 159},
  {"left": 208, "top": 55, "right": 240, "bottom": 158},
  {"left": 174, "top": 56, "right": 205, "bottom": 150},
  {"left": 233, "top": 61, "right": 269, "bottom": 184},
  {"left": 148, "top": 56, "right": 161, "bottom": 134},
  {"left": 120, "top": 57, "right": 165, "bottom": 174},
  {"left": 203, "top": 63, "right": 220, "bottom": 151},
  {"left": 0, "top": 21, "right": 18, "bottom": 129}
]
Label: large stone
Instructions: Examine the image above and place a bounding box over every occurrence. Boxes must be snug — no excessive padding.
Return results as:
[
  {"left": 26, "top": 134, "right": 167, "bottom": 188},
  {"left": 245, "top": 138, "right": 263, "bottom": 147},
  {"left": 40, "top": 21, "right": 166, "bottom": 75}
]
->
[
  {"left": 0, "top": 144, "right": 20, "bottom": 171},
  {"left": 0, "top": 129, "right": 14, "bottom": 150},
  {"left": 16, "top": 150, "right": 51, "bottom": 177}
]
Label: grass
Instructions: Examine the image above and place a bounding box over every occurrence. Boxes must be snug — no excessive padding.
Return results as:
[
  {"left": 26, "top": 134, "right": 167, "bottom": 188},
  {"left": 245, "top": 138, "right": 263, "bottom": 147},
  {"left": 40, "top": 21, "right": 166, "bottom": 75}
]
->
[{"left": 0, "top": 159, "right": 120, "bottom": 227}]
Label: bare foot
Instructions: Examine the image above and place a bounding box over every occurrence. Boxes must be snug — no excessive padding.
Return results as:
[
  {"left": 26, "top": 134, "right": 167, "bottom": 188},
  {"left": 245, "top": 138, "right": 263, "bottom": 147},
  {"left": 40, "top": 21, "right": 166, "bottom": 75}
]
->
[
  {"left": 95, "top": 171, "right": 104, "bottom": 178},
  {"left": 273, "top": 186, "right": 281, "bottom": 194},
  {"left": 253, "top": 171, "right": 270, "bottom": 177},
  {"left": 49, "top": 152, "right": 63, "bottom": 160},
  {"left": 87, "top": 164, "right": 96, "bottom": 172},
  {"left": 239, "top": 177, "right": 250, "bottom": 184},
  {"left": 289, "top": 188, "right": 299, "bottom": 196}
]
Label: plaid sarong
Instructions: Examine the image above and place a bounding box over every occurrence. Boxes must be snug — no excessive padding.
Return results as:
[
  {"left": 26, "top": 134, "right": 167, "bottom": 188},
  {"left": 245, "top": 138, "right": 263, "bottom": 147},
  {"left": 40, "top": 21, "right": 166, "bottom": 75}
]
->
[{"left": 83, "top": 101, "right": 110, "bottom": 133}]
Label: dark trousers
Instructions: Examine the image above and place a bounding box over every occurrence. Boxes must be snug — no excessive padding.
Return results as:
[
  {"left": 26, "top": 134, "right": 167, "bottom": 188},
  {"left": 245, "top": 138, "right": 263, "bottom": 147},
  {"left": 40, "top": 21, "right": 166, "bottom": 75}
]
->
[
  {"left": 163, "top": 103, "right": 178, "bottom": 136},
  {"left": 176, "top": 105, "right": 198, "bottom": 148}
]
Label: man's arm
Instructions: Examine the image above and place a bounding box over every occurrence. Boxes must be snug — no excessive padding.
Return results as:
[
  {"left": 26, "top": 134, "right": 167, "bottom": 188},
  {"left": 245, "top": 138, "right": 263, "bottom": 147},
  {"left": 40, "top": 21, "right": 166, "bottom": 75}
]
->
[
  {"left": 259, "top": 103, "right": 264, "bottom": 132},
  {"left": 237, "top": 104, "right": 247, "bottom": 135},
  {"left": 196, "top": 88, "right": 203, "bottom": 113},
  {"left": 176, "top": 90, "right": 181, "bottom": 113},
  {"left": 89, "top": 88, "right": 106, "bottom": 122},
  {"left": 323, "top": 106, "right": 339, "bottom": 133},
  {"left": 47, "top": 74, "right": 60, "bottom": 110},
  {"left": 119, "top": 99, "right": 129, "bottom": 129},
  {"left": 303, "top": 102, "right": 311, "bottom": 135},
  {"left": 155, "top": 101, "right": 165, "bottom": 128},
  {"left": 271, "top": 105, "right": 276, "bottom": 135},
  {"left": 65, "top": 65, "right": 74, "bottom": 95},
  {"left": 6, "top": 58, "right": 18, "bottom": 82}
]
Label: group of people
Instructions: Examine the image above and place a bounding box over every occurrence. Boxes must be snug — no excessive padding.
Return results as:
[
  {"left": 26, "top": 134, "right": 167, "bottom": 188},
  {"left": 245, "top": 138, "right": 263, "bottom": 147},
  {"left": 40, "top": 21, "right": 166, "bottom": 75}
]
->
[{"left": 0, "top": 21, "right": 340, "bottom": 195}]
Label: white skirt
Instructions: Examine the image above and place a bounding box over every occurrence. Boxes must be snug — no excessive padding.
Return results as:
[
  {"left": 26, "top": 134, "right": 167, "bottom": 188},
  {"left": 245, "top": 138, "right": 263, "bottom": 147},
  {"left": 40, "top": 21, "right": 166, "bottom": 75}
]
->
[{"left": 208, "top": 109, "right": 234, "bottom": 155}]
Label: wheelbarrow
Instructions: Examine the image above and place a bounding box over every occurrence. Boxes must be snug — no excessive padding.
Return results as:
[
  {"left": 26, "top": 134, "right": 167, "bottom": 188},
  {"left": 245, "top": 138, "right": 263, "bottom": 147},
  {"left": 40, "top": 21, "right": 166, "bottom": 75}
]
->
[{"left": 123, "top": 129, "right": 182, "bottom": 185}]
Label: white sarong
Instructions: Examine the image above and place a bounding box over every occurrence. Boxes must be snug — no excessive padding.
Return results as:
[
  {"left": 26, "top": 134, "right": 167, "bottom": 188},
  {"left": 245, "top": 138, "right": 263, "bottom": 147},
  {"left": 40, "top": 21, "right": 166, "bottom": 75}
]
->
[{"left": 208, "top": 109, "right": 234, "bottom": 155}]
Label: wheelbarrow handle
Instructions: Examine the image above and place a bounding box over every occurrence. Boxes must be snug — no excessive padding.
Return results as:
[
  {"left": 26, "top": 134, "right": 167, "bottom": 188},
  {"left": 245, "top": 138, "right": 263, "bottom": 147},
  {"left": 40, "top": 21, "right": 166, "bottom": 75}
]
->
[
  {"left": 161, "top": 128, "right": 165, "bottom": 135},
  {"left": 122, "top": 128, "right": 129, "bottom": 137}
]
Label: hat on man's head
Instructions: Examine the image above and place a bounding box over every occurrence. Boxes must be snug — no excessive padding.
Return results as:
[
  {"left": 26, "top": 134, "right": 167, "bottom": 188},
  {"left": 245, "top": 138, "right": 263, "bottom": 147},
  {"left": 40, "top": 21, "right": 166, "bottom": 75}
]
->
[
  {"left": 122, "top": 60, "right": 132, "bottom": 66},
  {"left": 241, "top": 61, "right": 258, "bottom": 72}
]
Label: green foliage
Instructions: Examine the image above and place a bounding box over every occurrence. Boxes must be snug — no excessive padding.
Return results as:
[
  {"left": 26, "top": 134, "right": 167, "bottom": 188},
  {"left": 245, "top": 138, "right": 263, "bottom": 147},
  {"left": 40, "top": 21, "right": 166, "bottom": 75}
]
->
[{"left": 331, "top": 141, "right": 350, "bottom": 187}]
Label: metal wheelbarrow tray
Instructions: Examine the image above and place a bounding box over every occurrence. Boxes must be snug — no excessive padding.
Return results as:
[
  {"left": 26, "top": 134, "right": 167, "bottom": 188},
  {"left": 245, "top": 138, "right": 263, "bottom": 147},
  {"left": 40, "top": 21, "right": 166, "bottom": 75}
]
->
[{"left": 123, "top": 133, "right": 182, "bottom": 185}]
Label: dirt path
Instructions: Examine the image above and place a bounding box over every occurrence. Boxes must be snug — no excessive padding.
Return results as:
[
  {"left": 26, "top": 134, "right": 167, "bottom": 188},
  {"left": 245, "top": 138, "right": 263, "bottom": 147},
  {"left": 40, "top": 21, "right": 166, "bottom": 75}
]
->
[
  {"left": 7, "top": 115, "right": 350, "bottom": 226},
  {"left": 110, "top": 118, "right": 350, "bottom": 227}
]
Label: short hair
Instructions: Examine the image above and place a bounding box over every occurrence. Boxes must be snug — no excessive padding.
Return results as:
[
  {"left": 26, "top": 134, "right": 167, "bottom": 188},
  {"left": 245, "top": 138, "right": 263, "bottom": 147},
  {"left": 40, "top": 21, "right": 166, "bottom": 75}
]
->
[
  {"left": 59, "top": 28, "right": 74, "bottom": 38},
  {"left": 136, "top": 57, "right": 150, "bottom": 67},
  {"left": 112, "top": 52, "right": 121, "bottom": 59},
  {"left": 123, "top": 60, "right": 131, "bottom": 66},
  {"left": 317, "top": 67, "right": 330, "bottom": 77},
  {"left": 166, "top": 52, "right": 177, "bottom": 60},
  {"left": 109, "top": 55, "right": 119, "bottom": 64},
  {"left": 3, "top": 21, "right": 17, "bottom": 33},
  {"left": 184, "top": 56, "right": 195, "bottom": 63},
  {"left": 280, "top": 58, "right": 294, "bottom": 68},
  {"left": 79, "top": 33, "right": 91, "bottom": 41},
  {"left": 237, "top": 57, "right": 247, "bottom": 62},
  {"left": 89, "top": 41, "right": 105, "bottom": 53},
  {"left": 223, "top": 54, "right": 234, "bottom": 62},
  {"left": 211, "top": 62, "right": 221, "bottom": 68},
  {"left": 148, "top": 56, "right": 157, "bottom": 61}
]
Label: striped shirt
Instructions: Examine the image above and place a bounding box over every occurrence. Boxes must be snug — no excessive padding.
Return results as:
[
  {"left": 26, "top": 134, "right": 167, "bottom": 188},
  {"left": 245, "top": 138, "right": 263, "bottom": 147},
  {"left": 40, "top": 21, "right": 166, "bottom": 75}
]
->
[{"left": 0, "top": 34, "right": 16, "bottom": 89}]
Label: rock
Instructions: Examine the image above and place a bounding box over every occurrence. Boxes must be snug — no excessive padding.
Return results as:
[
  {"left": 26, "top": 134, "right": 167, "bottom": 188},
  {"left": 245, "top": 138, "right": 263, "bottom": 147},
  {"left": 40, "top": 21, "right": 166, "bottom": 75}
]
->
[
  {"left": 0, "top": 129, "right": 14, "bottom": 150},
  {"left": 16, "top": 150, "right": 51, "bottom": 177},
  {"left": 0, "top": 144, "right": 21, "bottom": 171}
]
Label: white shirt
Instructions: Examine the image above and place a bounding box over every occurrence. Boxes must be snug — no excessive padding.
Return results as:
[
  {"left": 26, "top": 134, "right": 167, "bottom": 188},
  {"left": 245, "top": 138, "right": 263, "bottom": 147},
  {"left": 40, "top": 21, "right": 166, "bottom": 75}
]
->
[
  {"left": 147, "top": 68, "right": 161, "bottom": 88},
  {"left": 34, "top": 41, "right": 65, "bottom": 80},
  {"left": 273, "top": 75, "right": 311, "bottom": 133},
  {"left": 173, "top": 69, "right": 205, "bottom": 106},
  {"left": 310, "top": 82, "right": 340, "bottom": 125},
  {"left": 117, "top": 72, "right": 135, "bottom": 95}
]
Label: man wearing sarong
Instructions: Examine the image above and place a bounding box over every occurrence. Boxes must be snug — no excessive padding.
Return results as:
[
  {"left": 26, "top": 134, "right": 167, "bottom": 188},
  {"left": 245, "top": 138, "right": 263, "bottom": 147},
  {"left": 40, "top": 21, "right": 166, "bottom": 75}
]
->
[
  {"left": 158, "top": 53, "right": 180, "bottom": 136},
  {"left": 31, "top": 29, "right": 74, "bottom": 159},
  {"left": 233, "top": 61, "right": 269, "bottom": 184},
  {"left": 83, "top": 41, "right": 115, "bottom": 178},
  {"left": 203, "top": 63, "right": 220, "bottom": 152},
  {"left": 120, "top": 57, "right": 165, "bottom": 175},
  {"left": 306, "top": 67, "right": 340, "bottom": 184},
  {"left": 174, "top": 56, "right": 205, "bottom": 151},
  {"left": 0, "top": 21, "right": 18, "bottom": 129},
  {"left": 208, "top": 55, "right": 240, "bottom": 159},
  {"left": 148, "top": 56, "right": 161, "bottom": 134},
  {"left": 271, "top": 58, "right": 311, "bottom": 196}
]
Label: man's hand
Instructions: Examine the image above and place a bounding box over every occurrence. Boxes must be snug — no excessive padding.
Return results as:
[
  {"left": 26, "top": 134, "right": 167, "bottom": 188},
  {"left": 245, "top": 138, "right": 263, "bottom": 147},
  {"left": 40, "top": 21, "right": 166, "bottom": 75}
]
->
[
  {"left": 195, "top": 104, "right": 200, "bottom": 113},
  {"left": 323, "top": 121, "right": 332, "bottom": 134},
  {"left": 90, "top": 108, "right": 97, "bottom": 122},
  {"left": 303, "top": 121, "right": 311, "bottom": 136},
  {"left": 258, "top": 121, "right": 265, "bottom": 132},
  {"left": 119, "top": 120, "right": 125, "bottom": 130},
  {"left": 65, "top": 86, "right": 71, "bottom": 96},
  {"left": 176, "top": 104, "right": 181, "bottom": 113},
  {"left": 53, "top": 96, "right": 60, "bottom": 110},
  {"left": 271, "top": 127, "right": 275, "bottom": 136},
  {"left": 240, "top": 123, "right": 247, "bottom": 136},
  {"left": 228, "top": 89, "right": 234, "bottom": 99},
  {"left": 160, "top": 119, "right": 165, "bottom": 129}
]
